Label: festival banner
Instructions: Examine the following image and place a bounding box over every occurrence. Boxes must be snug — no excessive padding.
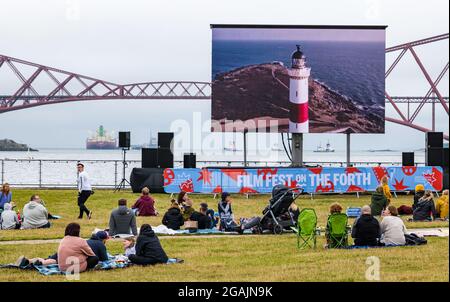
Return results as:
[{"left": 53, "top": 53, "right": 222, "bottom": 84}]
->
[{"left": 163, "top": 166, "right": 444, "bottom": 194}]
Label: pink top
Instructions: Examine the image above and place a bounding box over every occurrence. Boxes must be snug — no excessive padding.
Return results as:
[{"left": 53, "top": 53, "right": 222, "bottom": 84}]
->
[{"left": 57, "top": 236, "right": 95, "bottom": 272}]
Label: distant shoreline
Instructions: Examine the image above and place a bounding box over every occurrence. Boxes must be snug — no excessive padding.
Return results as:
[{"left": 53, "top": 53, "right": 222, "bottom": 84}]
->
[{"left": 0, "top": 139, "right": 38, "bottom": 152}]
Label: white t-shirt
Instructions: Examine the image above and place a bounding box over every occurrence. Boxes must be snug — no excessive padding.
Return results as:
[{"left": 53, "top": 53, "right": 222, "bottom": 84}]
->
[{"left": 77, "top": 171, "right": 92, "bottom": 192}]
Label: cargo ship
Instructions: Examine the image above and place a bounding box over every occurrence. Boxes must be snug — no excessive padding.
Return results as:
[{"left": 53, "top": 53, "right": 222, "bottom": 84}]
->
[{"left": 86, "top": 125, "right": 117, "bottom": 149}]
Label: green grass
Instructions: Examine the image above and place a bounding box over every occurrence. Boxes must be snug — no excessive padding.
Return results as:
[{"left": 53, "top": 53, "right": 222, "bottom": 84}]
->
[
  {"left": 1, "top": 189, "right": 447, "bottom": 241},
  {"left": 0, "top": 189, "right": 448, "bottom": 282}
]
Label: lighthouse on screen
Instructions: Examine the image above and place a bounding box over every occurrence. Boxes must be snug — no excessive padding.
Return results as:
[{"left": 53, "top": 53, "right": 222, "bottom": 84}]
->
[{"left": 288, "top": 45, "right": 311, "bottom": 133}]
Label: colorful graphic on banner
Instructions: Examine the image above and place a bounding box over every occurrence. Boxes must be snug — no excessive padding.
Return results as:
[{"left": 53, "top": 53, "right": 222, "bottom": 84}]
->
[{"left": 163, "top": 166, "right": 443, "bottom": 194}]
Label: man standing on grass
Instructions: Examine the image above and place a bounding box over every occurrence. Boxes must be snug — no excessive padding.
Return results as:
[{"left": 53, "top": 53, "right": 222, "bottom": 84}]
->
[{"left": 77, "top": 162, "right": 93, "bottom": 219}]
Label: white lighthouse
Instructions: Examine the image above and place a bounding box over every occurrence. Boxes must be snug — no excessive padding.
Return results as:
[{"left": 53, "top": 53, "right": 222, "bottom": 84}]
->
[{"left": 288, "top": 45, "right": 311, "bottom": 133}]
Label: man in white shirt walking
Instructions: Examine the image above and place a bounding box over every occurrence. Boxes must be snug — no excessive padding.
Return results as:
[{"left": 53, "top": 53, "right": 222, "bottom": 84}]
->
[{"left": 77, "top": 163, "right": 93, "bottom": 219}]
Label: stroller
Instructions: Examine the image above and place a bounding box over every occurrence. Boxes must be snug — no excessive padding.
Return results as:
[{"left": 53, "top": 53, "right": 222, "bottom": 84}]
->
[{"left": 242, "top": 185, "right": 303, "bottom": 234}]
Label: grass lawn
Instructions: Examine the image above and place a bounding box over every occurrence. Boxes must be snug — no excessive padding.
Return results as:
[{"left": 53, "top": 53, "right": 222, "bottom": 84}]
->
[{"left": 0, "top": 189, "right": 448, "bottom": 282}]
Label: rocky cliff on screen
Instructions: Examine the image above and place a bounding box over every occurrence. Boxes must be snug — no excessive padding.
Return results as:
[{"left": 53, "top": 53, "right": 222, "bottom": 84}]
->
[{"left": 212, "top": 63, "right": 385, "bottom": 133}]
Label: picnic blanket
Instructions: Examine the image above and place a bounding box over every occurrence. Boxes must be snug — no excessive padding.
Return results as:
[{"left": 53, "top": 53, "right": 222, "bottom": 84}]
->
[
  {"left": 1, "top": 255, "right": 182, "bottom": 276},
  {"left": 94, "top": 225, "right": 252, "bottom": 237},
  {"left": 0, "top": 255, "right": 130, "bottom": 276}
]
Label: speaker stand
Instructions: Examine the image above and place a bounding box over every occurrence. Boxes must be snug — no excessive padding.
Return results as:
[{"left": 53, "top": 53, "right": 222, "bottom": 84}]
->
[{"left": 114, "top": 147, "right": 131, "bottom": 192}]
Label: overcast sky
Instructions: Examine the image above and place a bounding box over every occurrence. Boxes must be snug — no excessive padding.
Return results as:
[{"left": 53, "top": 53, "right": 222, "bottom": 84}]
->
[{"left": 0, "top": 0, "right": 448, "bottom": 151}]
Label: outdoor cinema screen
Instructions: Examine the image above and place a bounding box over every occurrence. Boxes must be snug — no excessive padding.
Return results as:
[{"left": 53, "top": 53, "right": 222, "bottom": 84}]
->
[{"left": 211, "top": 25, "right": 387, "bottom": 133}]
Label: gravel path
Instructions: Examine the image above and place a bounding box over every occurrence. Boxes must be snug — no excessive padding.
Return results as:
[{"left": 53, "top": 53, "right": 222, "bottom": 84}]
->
[{"left": 0, "top": 228, "right": 447, "bottom": 246}]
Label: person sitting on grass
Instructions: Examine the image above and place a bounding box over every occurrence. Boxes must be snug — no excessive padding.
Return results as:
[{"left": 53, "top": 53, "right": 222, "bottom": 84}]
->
[
  {"left": 128, "top": 224, "right": 168, "bottom": 265},
  {"left": 189, "top": 203, "right": 212, "bottom": 229},
  {"left": 131, "top": 187, "right": 157, "bottom": 216},
  {"left": 413, "top": 184, "right": 426, "bottom": 210},
  {"left": 21, "top": 194, "right": 50, "bottom": 229},
  {"left": 435, "top": 189, "right": 449, "bottom": 220},
  {"left": 412, "top": 190, "right": 437, "bottom": 221},
  {"left": 380, "top": 205, "right": 407, "bottom": 246},
  {"left": 397, "top": 184, "right": 426, "bottom": 215},
  {"left": 351, "top": 205, "right": 381, "bottom": 247},
  {"left": 123, "top": 237, "right": 136, "bottom": 257},
  {"left": 289, "top": 202, "right": 300, "bottom": 223},
  {"left": 325, "top": 202, "right": 344, "bottom": 248},
  {"left": 178, "top": 191, "right": 195, "bottom": 221},
  {"left": 380, "top": 175, "right": 392, "bottom": 205},
  {"left": 109, "top": 199, "right": 138, "bottom": 236},
  {"left": 87, "top": 231, "right": 110, "bottom": 262},
  {"left": 370, "top": 186, "right": 388, "bottom": 216},
  {"left": 0, "top": 183, "right": 12, "bottom": 211},
  {"left": 162, "top": 199, "right": 184, "bottom": 230},
  {"left": 218, "top": 192, "right": 240, "bottom": 232},
  {"left": 58, "top": 223, "right": 99, "bottom": 273},
  {"left": 200, "top": 202, "right": 217, "bottom": 228},
  {"left": 0, "top": 203, "right": 21, "bottom": 230},
  {"left": 14, "top": 253, "right": 58, "bottom": 268}
]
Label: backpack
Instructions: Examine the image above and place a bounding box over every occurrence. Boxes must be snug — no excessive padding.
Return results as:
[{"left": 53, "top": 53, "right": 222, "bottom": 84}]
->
[{"left": 404, "top": 233, "right": 427, "bottom": 246}]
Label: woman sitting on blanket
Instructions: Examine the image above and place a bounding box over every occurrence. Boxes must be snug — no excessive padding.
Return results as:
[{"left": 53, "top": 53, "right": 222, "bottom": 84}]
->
[
  {"left": 128, "top": 224, "right": 169, "bottom": 265},
  {"left": 14, "top": 224, "right": 100, "bottom": 270},
  {"left": 380, "top": 205, "right": 407, "bottom": 246},
  {"left": 57, "top": 223, "right": 99, "bottom": 272}
]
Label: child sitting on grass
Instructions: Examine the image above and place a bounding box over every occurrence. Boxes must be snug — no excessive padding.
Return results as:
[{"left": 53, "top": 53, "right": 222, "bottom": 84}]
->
[{"left": 123, "top": 237, "right": 136, "bottom": 257}]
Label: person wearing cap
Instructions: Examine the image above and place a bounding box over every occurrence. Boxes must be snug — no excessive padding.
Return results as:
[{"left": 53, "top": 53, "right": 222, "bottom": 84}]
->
[
  {"left": 189, "top": 203, "right": 212, "bottom": 229},
  {"left": 87, "top": 231, "right": 110, "bottom": 262},
  {"left": 413, "top": 184, "right": 425, "bottom": 210}
]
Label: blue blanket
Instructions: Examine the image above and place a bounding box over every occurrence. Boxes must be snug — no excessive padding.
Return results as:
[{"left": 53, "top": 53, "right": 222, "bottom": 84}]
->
[{"left": 1, "top": 256, "right": 181, "bottom": 276}]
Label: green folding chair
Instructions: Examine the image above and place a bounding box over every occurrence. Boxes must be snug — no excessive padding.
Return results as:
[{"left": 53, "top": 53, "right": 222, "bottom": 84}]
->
[
  {"left": 291, "top": 208, "right": 319, "bottom": 249},
  {"left": 326, "top": 213, "right": 350, "bottom": 248}
]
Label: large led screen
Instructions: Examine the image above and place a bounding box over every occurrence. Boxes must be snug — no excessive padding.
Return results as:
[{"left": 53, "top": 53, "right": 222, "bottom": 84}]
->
[{"left": 211, "top": 25, "right": 386, "bottom": 133}]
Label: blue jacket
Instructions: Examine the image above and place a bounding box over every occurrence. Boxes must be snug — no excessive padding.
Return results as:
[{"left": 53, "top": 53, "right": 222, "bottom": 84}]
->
[
  {"left": 87, "top": 235, "right": 109, "bottom": 262},
  {"left": 0, "top": 192, "right": 12, "bottom": 210}
]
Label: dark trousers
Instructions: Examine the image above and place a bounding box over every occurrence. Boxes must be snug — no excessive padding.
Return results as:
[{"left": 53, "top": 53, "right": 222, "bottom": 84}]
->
[
  {"left": 38, "top": 222, "right": 51, "bottom": 229},
  {"left": 77, "top": 190, "right": 92, "bottom": 218},
  {"left": 86, "top": 256, "right": 99, "bottom": 269},
  {"left": 128, "top": 255, "right": 164, "bottom": 265}
]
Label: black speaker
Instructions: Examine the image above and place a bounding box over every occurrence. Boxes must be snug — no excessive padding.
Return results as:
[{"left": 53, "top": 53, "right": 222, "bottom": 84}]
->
[
  {"left": 426, "top": 147, "right": 443, "bottom": 166},
  {"left": 118, "top": 131, "right": 130, "bottom": 148},
  {"left": 129, "top": 168, "right": 164, "bottom": 193},
  {"left": 158, "top": 132, "right": 174, "bottom": 149},
  {"left": 402, "top": 152, "right": 415, "bottom": 166},
  {"left": 183, "top": 153, "right": 196, "bottom": 168},
  {"left": 426, "top": 132, "right": 443, "bottom": 148},
  {"left": 142, "top": 148, "right": 158, "bottom": 168},
  {"left": 157, "top": 148, "right": 173, "bottom": 168},
  {"left": 443, "top": 148, "right": 449, "bottom": 169}
]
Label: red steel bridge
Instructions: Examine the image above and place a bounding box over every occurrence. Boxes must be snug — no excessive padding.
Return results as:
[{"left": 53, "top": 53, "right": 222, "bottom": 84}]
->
[{"left": 1, "top": 33, "right": 449, "bottom": 139}]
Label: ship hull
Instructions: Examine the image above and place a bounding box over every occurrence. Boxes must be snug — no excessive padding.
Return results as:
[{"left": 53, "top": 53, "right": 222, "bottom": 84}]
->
[{"left": 86, "top": 141, "right": 117, "bottom": 150}]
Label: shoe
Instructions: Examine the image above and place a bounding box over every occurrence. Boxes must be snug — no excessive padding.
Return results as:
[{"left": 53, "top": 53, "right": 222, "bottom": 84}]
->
[
  {"left": 14, "top": 256, "right": 30, "bottom": 268},
  {"left": 88, "top": 211, "right": 93, "bottom": 220}
]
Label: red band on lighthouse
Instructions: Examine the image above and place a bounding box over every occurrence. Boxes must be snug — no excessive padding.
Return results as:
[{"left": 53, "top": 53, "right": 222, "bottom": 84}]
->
[{"left": 289, "top": 102, "right": 309, "bottom": 123}]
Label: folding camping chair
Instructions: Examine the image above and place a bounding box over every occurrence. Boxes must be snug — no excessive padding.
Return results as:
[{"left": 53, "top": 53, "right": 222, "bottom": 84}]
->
[
  {"left": 291, "top": 208, "right": 319, "bottom": 249},
  {"left": 326, "top": 213, "right": 350, "bottom": 248}
]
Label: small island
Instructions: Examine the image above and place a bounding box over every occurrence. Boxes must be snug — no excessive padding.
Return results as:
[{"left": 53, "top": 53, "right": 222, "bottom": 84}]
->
[{"left": 0, "top": 139, "right": 38, "bottom": 151}]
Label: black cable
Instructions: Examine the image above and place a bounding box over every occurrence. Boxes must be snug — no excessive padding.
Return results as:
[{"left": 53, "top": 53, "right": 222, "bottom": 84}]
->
[{"left": 281, "top": 133, "right": 292, "bottom": 161}]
